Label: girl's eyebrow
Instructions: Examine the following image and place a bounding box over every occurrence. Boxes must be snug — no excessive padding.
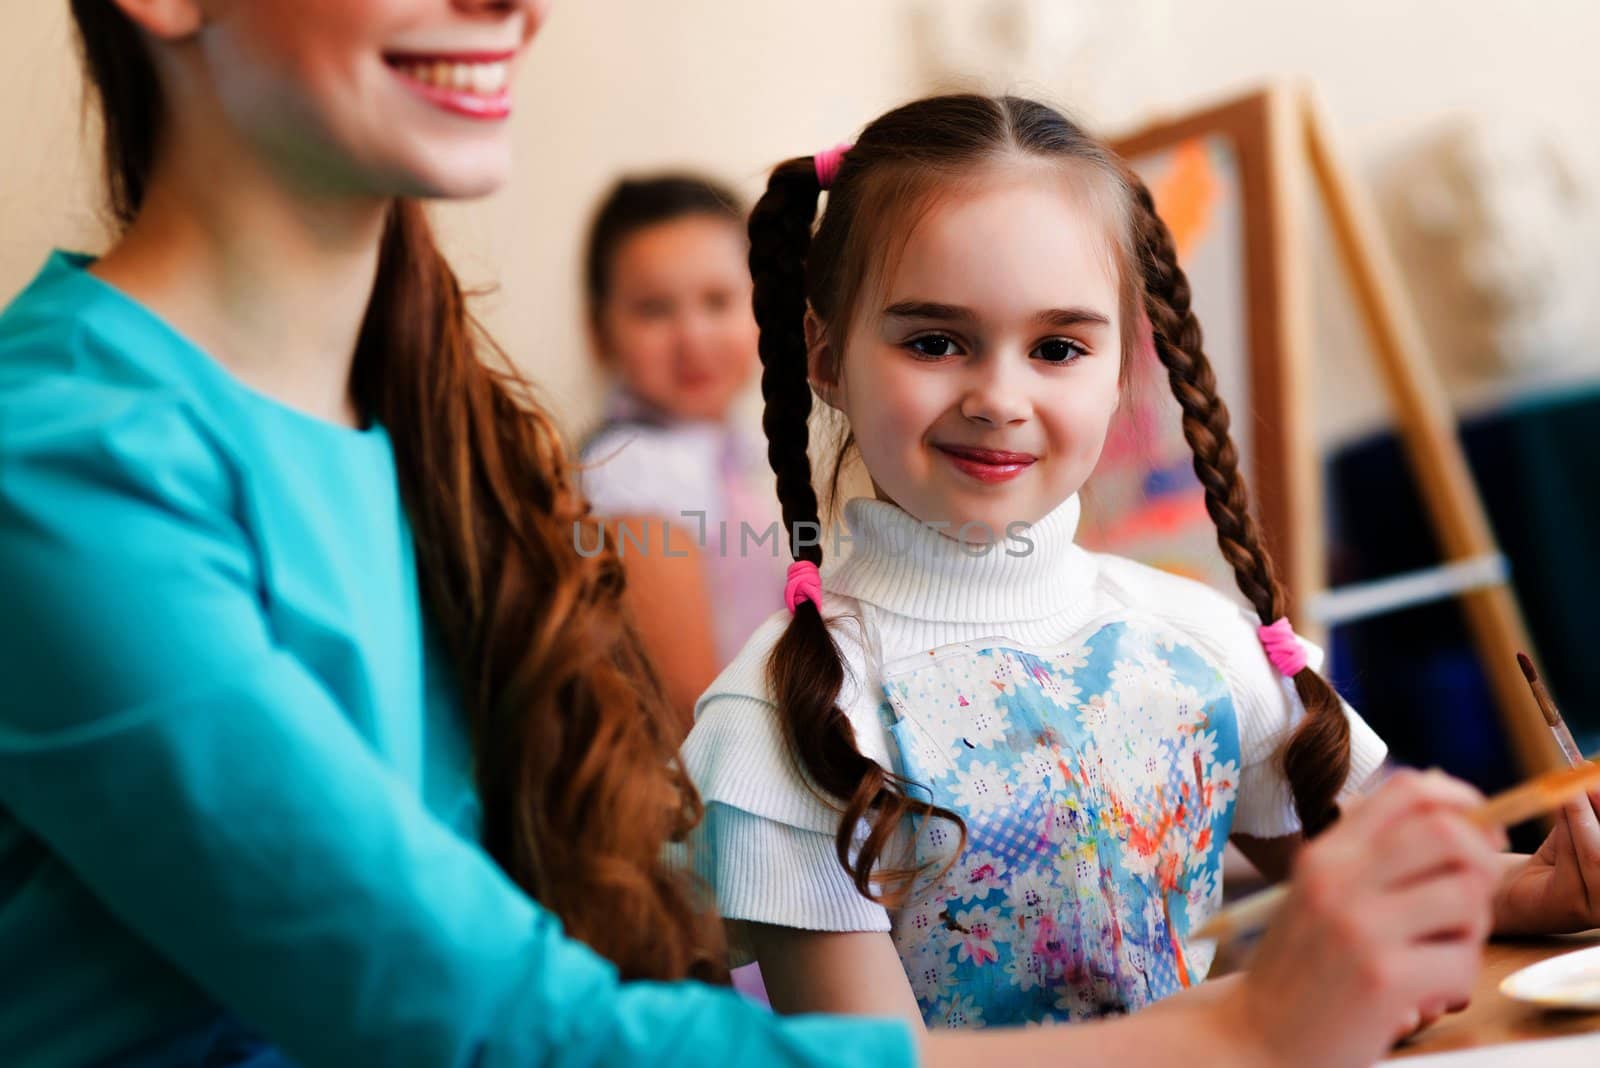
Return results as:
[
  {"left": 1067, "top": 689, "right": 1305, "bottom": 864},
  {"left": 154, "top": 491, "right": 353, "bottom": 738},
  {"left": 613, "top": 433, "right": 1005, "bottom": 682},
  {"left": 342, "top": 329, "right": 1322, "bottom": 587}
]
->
[
  {"left": 1036, "top": 307, "right": 1112, "bottom": 329},
  {"left": 882, "top": 300, "right": 975, "bottom": 322},
  {"left": 883, "top": 300, "right": 1112, "bottom": 329}
]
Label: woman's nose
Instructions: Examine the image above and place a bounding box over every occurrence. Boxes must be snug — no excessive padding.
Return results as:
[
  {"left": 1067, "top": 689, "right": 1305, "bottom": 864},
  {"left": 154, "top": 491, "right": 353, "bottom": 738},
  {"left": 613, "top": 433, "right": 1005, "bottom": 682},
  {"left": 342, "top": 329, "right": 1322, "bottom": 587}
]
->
[{"left": 452, "top": 0, "right": 549, "bottom": 36}]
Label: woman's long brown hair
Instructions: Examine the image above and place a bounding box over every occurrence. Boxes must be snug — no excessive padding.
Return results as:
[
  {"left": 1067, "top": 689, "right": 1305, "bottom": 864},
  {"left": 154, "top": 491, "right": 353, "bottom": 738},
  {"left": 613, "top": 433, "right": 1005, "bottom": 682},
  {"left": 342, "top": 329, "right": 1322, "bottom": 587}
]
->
[
  {"left": 71, "top": 1, "right": 724, "bottom": 979},
  {"left": 748, "top": 93, "right": 1351, "bottom": 901}
]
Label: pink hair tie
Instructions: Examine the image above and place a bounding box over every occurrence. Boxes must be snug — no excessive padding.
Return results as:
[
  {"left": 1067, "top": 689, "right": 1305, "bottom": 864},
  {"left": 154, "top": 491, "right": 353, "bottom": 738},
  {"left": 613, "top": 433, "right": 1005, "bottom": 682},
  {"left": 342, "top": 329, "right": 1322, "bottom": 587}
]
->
[
  {"left": 785, "top": 559, "right": 823, "bottom": 614},
  {"left": 813, "top": 142, "right": 852, "bottom": 190},
  {"left": 1258, "top": 617, "right": 1309, "bottom": 677}
]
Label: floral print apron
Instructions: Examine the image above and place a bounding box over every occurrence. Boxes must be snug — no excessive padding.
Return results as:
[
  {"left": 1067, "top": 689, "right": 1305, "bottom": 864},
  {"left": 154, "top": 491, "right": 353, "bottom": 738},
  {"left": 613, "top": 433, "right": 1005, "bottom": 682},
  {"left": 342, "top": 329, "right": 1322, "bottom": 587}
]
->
[{"left": 880, "top": 617, "right": 1242, "bottom": 1028}]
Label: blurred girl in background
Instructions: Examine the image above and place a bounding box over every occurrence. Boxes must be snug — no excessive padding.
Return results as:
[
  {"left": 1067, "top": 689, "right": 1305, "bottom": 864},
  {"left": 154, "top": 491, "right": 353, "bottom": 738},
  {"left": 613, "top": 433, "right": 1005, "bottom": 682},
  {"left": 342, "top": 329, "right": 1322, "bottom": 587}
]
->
[{"left": 580, "top": 174, "right": 788, "bottom": 728}]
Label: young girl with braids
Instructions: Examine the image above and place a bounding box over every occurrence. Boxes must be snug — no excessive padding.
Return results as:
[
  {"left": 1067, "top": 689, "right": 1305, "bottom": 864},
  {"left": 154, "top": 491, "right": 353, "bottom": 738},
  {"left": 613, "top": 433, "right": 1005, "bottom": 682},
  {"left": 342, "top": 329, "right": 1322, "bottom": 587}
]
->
[{"left": 681, "top": 93, "right": 1600, "bottom": 1033}]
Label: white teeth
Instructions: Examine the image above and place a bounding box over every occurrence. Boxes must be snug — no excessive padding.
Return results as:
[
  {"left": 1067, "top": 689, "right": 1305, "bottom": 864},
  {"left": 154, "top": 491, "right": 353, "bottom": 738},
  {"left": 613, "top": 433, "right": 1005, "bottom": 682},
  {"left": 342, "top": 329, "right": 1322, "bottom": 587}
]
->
[
  {"left": 396, "top": 59, "right": 507, "bottom": 96},
  {"left": 474, "top": 62, "right": 508, "bottom": 93}
]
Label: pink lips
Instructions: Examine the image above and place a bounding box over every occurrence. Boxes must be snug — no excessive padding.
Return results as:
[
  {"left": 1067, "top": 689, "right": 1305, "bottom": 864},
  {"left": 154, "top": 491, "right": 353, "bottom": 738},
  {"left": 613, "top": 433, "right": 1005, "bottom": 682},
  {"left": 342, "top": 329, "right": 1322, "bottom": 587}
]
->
[
  {"left": 385, "top": 51, "right": 516, "bottom": 120},
  {"left": 935, "top": 444, "right": 1038, "bottom": 484}
]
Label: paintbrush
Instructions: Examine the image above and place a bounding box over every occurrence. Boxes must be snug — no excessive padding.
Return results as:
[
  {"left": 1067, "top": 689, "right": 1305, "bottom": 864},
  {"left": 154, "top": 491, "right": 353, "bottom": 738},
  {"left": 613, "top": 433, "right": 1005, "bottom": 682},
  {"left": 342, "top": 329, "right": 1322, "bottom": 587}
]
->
[
  {"left": 1191, "top": 759, "right": 1600, "bottom": 946},
  {"left": 1517, "top": 652, "right": 1587, "bottom": 768}
]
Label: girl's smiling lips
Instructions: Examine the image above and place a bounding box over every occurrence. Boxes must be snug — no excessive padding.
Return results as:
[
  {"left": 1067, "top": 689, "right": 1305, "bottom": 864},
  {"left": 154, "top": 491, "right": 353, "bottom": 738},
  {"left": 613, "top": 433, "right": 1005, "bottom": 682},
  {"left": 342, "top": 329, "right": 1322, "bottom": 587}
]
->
[{"left": 934, "top": 443, "right": 1038, "bottom": 484}]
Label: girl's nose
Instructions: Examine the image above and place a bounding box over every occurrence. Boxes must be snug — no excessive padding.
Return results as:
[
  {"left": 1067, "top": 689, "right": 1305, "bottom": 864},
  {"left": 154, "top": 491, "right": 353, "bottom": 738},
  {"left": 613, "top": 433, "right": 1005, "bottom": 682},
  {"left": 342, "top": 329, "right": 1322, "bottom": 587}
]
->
[
  {"left": 676, "top": 310, "right": 720, "bottom": 361},
  {"left": 959, "top": 360, "right": 1030, "bottom": 427}
]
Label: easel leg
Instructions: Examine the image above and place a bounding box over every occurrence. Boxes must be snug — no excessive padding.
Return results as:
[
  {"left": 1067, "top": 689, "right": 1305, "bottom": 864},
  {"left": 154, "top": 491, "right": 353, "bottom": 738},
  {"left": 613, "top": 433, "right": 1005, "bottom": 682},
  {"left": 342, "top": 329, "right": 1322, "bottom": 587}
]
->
[{"left": 1298, "top": 87, "right": 1560, "bottom": 778}]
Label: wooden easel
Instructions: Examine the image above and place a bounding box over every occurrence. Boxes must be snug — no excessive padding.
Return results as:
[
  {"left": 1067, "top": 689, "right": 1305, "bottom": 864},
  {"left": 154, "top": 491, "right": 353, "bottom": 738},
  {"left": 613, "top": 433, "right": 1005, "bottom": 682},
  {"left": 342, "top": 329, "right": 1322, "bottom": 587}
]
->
[{"left": 1113, "top": 85, "right": 1562, "bottom": 778}]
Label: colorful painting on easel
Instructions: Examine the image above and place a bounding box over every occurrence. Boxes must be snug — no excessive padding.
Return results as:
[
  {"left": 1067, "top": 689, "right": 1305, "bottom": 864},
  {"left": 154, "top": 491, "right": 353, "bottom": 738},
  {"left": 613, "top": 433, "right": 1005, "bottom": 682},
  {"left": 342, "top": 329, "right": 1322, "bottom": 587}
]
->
[{"left": 1078, "top": 136, "right": 1251, "bottom": 595}]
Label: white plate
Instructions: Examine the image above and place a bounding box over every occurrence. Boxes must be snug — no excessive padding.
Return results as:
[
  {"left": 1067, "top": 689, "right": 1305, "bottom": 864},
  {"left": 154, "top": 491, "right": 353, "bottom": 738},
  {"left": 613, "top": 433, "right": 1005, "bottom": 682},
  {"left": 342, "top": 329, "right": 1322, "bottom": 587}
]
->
[{"left": 1499, "top": 944, "right": 1600, "bottom": 1010}]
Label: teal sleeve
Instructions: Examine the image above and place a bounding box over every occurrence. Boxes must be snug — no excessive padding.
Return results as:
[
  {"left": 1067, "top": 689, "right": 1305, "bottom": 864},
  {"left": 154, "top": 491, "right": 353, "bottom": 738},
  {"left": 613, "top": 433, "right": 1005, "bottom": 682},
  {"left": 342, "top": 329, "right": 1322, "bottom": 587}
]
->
[{"left": 0, "top": 387, "right": 916, "bottom": 1068}]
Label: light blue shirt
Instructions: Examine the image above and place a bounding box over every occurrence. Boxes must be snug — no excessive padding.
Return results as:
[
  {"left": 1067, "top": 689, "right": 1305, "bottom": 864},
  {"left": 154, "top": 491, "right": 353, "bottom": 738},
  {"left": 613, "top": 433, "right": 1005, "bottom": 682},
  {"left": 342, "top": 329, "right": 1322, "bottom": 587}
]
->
[{"left": 0, "top": 252, "right": 914, "bottom": 1067}]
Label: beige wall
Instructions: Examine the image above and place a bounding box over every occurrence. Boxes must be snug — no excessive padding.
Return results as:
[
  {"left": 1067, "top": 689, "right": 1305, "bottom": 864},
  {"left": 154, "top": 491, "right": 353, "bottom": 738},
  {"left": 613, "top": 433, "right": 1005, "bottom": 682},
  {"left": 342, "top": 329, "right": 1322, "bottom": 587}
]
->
[
  {"left": 0, "top": 5, "right": 102, "bottom": 298},
  {"left": 5, "top": 1, "right": 1599, "bottom": 442}
]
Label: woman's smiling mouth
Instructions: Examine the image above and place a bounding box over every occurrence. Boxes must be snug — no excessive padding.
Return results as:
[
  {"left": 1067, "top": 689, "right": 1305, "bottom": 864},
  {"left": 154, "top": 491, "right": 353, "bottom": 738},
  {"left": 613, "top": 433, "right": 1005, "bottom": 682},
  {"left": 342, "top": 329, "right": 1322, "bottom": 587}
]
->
[{"left": 385, "top": 51, "right": 515, "bottom": 119}]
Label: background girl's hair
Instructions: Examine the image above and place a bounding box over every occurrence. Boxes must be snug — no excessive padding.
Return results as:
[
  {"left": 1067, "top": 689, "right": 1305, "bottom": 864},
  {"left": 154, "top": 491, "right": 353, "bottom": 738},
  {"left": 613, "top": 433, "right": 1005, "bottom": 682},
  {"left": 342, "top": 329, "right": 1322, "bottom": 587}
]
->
[
  {"left": 748, "top": 93, "right": 1349, "bottom": 890},
  {"left": 71, "top": 0, "right": 725, "bottom": 980},
  {"left": 583, "top": 172, "right": 744, "bottom": 325}
]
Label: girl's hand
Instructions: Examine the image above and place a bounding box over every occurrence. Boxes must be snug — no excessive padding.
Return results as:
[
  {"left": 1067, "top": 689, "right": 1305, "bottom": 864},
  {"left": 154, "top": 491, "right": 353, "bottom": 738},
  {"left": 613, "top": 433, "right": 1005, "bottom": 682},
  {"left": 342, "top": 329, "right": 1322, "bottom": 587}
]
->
[
  {"left": 1225, "top": 769, "right": 1504, "bottom": 1065},
  {"left": 1492, "top": 782, "right": 1600, "bottom": 935}
]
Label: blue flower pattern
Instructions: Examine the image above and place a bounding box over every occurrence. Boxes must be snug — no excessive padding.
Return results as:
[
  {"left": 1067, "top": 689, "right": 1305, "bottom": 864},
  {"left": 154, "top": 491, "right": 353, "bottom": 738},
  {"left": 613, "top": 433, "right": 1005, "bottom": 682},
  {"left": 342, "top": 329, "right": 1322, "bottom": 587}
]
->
[{"left": 882, "top": 620, "right": 1241, "bottom": 1028}]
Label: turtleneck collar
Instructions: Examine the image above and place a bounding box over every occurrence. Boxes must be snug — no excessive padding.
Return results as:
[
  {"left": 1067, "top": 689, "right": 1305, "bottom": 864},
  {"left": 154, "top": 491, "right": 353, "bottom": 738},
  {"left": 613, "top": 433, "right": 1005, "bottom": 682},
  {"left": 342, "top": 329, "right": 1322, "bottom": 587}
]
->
[{"left": 824, "top": 494, "right": 1098, "bottom": 625}]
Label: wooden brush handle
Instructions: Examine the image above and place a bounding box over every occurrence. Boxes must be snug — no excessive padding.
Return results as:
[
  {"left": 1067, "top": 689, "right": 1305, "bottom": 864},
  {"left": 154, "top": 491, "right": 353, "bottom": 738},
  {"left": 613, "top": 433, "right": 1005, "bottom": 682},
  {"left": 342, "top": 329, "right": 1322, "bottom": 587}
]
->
[
  {"left": 1194, "top": 760, "right": 1600, "bottom": 945},
  {"left": 1473, "top": 760, "right": 1600, "bottom": 828}
]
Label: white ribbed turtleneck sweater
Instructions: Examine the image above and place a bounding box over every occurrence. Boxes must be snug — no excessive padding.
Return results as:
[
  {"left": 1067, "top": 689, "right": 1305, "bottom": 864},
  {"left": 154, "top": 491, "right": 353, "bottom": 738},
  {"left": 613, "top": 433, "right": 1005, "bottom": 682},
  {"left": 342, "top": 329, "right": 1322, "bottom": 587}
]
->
[{"left": 680, "top": 495, "right": 1386, "bottom": 936}]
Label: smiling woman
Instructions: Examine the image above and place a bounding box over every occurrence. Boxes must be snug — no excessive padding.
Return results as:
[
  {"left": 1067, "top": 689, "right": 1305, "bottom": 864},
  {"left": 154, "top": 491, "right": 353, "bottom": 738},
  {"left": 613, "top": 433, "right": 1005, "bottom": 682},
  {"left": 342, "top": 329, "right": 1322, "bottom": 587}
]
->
[
  {"left": 60, "top": 0, "right": 731, "bottom": 996},
  {"left": 0, "top": 0, "right": 889, "bottom": 1064}
]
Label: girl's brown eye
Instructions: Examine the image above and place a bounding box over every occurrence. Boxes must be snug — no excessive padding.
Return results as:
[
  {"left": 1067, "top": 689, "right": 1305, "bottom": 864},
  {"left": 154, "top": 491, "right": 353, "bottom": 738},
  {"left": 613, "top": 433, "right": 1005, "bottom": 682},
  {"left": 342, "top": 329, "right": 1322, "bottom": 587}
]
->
[
  {"left": 1035, "top": 338, "right": 1087, "bottom": 363},
  {"left": 909, "top": 334, "right": 958, "bottom": 359}
]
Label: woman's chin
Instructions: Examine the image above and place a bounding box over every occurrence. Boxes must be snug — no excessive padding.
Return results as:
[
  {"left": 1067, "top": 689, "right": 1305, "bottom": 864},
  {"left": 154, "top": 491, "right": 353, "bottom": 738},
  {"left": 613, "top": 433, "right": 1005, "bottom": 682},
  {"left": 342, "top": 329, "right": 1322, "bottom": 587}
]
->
[{"left": 381, "top": 147, "right": 513, "bottom": 201}]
